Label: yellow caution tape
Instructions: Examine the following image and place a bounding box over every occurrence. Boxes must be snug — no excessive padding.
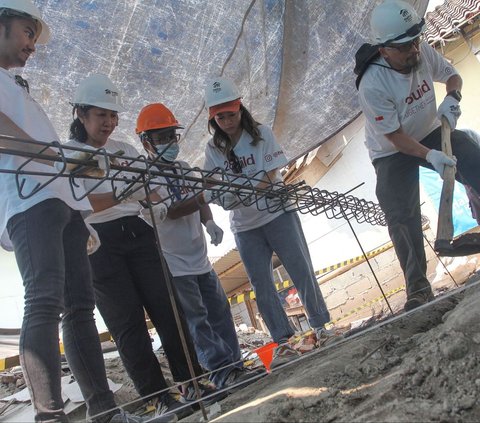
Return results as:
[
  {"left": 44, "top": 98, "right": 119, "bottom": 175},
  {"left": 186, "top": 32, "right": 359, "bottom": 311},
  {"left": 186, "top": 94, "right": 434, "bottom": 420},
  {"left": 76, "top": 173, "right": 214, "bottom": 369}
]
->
[
  {"left": 329, "top": 285, "right": 405, "bottom": 325},
  {"left": 228, "top": 241, "right": 394, "bottom": 305}
]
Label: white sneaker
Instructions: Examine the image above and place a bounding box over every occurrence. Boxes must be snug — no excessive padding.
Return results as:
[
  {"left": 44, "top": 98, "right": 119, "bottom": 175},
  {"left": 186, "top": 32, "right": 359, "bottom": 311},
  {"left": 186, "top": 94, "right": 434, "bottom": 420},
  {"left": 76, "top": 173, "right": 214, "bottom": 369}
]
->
[{"left": 270, "top": 343, "right": 301, "bottom": 369}]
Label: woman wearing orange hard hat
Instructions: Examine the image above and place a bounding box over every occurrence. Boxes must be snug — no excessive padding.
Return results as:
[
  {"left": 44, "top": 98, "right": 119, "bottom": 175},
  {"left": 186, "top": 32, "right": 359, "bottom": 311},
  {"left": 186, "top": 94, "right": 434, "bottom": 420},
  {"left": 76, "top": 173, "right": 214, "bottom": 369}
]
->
[{"left": 136, "top": 102, "right": 262, "bottom": 392}]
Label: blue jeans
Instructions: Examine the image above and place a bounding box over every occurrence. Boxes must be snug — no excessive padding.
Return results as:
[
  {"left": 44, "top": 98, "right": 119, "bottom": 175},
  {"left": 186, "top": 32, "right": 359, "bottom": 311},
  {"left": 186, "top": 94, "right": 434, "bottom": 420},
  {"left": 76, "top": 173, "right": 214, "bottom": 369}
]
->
[
  {"left": 234, "top": 212, "right": 330, "bottom": 343},
  {"left": 7, "top": 199, "right": 116, "bottom": 422},
  {"left": 90, "top": 216, "right": 203, "bottom": 400},
  {"left": 173, "top": 270, "right": 242, "bottom": 388}
]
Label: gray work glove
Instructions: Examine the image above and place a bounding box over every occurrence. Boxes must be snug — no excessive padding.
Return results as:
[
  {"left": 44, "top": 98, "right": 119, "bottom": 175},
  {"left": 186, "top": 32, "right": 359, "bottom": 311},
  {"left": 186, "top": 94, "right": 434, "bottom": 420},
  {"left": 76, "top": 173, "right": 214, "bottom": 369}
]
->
[
  {"left": 426, "top": 149, "right": 457, "bottom": 179},
  {"left": 437, "top": 96, "right": 461, "bottom": 130},
  {"left": 205, "top": 220, "right": 224, "bottom": 246}
]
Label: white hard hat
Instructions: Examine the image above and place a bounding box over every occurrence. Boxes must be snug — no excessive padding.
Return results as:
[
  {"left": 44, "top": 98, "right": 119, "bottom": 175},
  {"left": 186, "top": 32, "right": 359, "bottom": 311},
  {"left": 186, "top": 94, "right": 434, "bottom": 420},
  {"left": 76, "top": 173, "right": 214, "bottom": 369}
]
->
[
  {"left": 204, "top": 77, "right": 241, "bottom": 109},
  {"left": 72, "top": 74, "right": 125, "bottom": 112},
  {"left": 370, "top": 0, "right": 424, "bottom": 45},
  {"left": 0, "top": 0, "right": 50, "bottom": 44}
]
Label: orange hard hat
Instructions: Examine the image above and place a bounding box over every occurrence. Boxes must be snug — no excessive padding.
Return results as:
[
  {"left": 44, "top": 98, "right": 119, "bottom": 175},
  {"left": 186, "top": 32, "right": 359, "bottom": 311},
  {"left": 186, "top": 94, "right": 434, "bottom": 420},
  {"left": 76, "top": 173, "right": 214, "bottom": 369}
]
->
[{"left": 136, "top": 103, "right": 183, "bottom": 134}]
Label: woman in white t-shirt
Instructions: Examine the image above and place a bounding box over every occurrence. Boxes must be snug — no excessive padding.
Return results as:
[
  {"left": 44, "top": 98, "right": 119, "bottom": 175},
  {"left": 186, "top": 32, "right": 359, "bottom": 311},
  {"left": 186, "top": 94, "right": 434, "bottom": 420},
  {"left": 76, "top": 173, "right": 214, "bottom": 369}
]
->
[
  {"left": 202, "top": 77, "right": 340, "bottom": 368},
  {"left": 64, "top": 74, "right": 220, "bottom": 419}
]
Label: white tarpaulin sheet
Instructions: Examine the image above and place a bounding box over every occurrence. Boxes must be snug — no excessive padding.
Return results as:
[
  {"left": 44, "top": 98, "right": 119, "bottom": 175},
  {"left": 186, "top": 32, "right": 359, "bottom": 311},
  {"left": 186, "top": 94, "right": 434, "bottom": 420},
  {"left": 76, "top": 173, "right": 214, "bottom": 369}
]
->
[{"left": 17, "top": 0, "right": 427, "bottom": 166}]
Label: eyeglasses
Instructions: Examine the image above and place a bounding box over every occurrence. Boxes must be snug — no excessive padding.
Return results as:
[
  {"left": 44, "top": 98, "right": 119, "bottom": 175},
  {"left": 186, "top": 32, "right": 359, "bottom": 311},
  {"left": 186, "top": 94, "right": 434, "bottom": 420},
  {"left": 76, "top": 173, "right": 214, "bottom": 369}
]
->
[
  {"left": 147, "top": 132, "right": 180, "bottom": 145},
  {"left": 227, "top": 149, "right": 242, "bottom": 174},
  {"left": 383, "top": 18, "right": 425, "bottom": 46},
  {"left": 385, "top": 35, "right": 422, "bottom": 53},
  {"left": 15, "top": 75, "right": 30, "bottom": 93}
]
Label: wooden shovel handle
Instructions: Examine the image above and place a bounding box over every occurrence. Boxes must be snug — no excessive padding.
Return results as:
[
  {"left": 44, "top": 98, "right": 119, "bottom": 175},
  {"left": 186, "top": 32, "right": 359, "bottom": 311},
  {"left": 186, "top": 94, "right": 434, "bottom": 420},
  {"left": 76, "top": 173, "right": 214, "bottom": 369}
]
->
[{"left": 436, "top": 117, "right": 455, "bottom": 242}]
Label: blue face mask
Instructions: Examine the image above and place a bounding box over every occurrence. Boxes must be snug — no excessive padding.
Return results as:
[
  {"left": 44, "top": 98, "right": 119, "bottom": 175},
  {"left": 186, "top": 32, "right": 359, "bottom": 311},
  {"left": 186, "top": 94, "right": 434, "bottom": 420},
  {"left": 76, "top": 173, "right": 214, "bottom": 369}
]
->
[{"left": 155, "top": 143, "right": 179, "bottom": 162}]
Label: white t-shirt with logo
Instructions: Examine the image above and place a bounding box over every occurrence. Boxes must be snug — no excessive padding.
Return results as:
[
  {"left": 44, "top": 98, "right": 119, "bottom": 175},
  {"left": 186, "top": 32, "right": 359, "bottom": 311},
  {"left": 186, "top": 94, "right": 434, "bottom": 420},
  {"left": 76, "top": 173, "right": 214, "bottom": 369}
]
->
[
  {"left": 150, "top": 161, "right": 212, "bottom": 277},
  {"left": 203, "top": 124, "right": 288, "bottom": 233},
  {"left": 0, "top": 68, "right": 91, "bottom": 250},
  {"left": 358, "top": 43, "right": 458, "bottom": 161},
  {"left": 63, "top": 139, "right": 143, "bottom": 224}
]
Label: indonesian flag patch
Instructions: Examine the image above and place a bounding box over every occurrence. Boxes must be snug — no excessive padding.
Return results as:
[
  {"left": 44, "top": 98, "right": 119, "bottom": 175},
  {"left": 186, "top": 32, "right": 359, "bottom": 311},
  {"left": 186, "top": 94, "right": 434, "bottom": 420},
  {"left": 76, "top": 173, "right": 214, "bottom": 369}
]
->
[{"left": 375, "top": 115, "right": 384, "bottom": 121}]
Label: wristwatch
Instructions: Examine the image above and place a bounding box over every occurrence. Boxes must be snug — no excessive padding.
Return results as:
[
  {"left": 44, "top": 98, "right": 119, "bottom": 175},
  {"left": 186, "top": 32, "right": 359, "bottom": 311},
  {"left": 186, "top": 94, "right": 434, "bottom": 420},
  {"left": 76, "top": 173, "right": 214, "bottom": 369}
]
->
[{"left": 447, "top": 90, "right": 462, "bottom": 102}]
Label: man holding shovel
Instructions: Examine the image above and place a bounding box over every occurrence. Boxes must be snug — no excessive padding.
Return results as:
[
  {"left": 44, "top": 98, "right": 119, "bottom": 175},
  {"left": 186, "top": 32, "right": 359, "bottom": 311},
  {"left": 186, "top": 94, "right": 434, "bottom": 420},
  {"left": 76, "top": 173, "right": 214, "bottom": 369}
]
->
[{"left": 355, "top": 0, "right": 480, "bottom": 311}]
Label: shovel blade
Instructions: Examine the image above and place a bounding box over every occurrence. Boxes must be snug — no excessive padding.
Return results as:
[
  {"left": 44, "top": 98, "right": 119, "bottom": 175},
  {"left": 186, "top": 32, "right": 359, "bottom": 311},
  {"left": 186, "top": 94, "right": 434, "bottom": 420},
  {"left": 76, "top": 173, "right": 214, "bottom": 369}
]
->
[{"left": 434, "top": 233, "right": 480, "bottom": 257}]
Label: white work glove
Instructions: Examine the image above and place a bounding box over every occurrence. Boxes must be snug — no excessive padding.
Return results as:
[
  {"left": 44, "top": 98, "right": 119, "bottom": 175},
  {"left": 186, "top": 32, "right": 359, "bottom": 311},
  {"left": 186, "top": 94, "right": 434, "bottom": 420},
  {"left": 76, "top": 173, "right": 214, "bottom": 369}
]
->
[
  {"left": 85, "top": 223, "right": 101, "bottom": 255},
  {"left": 205, "top": 220, "right": 224, "bottom": 246},
  {"left": 437, "top": 96, "right": 461, "bottom": 130},
  {"left": 54, "top": 150, "right": 109, "bottom": 175},
  {"left": 140, "top": 203, "right": 169, "bottom": 227},
  {"left": 426, "top": 149, "right": 457, "bottom": 179}
]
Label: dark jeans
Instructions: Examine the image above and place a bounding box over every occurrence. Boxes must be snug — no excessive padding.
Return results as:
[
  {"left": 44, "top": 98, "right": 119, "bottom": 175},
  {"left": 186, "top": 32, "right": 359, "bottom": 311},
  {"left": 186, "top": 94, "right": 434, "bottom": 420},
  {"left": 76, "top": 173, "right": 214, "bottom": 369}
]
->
[
  {"left": 373, "top": 128, "right": 480, "bottom": 298},
  {"left": 7, "top": 199, "right": 116, "bottom": 422},
  {"left": 90, "top": 216, "right": 203, "bottom": 401}
]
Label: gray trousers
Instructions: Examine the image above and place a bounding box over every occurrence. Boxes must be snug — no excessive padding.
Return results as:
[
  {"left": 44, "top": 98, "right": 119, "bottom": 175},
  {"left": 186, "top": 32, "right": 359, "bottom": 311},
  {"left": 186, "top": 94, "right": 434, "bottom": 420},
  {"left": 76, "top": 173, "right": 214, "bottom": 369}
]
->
[{"left": 373, "top": 127, "right": 480, "bottom": 298}]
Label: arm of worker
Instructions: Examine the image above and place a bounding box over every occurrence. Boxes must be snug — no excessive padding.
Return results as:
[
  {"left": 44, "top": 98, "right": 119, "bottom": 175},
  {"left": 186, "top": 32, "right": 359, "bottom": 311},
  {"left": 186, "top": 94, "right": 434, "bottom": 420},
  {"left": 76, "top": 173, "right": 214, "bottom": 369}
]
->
[
  {"left": 437, "top": 74, "right": 463, "bottom": 130},
  {"left": 200, "top": 205, "right": 224, "bottom": 246},
  {"left": 384, "top": 127, "right": 430, "bottom": 159},
  {"left": 167, "top": 193, "right": 205, "bottom": 219},
  {"left": 424, "top": 43, "right": 463, "bottom": 129},
  {"left": 445, "top": 74, "right": 462, "bottom": 94},
  {"left": 88, "top": 192, "right": 123, "bottom": 213},
  {"left": 88, "top": 184, "right": 162, "bottom": 213},
  {"left": 385, "top": 127, "right": 456, "bottom": 179},
  {"left": 0, "top": 111, "right": 58, "bottom": 166}
]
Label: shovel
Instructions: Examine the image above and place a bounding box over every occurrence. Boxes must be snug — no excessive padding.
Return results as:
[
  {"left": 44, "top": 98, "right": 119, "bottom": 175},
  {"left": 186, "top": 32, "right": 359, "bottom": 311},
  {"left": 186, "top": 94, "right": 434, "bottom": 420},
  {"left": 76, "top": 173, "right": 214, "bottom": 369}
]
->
[{"left": 434, "top": 118, "right": 480, "bottom": 256}]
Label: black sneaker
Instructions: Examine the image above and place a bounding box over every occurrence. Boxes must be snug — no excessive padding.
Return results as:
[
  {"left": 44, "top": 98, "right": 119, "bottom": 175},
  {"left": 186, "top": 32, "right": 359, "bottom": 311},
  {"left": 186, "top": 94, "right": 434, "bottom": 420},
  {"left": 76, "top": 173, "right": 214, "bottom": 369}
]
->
[
  {"left": 179, "top": 380, "right": 228, "bottom": 407},
  {"left": 404, "top": 291, "right": 434, "bottom": 312},
  {"left": 156, "top": 393, "right": 194, "bottom": 421},
  {"left": 222, "top": 368, "right": 261, "bottom": 393}
]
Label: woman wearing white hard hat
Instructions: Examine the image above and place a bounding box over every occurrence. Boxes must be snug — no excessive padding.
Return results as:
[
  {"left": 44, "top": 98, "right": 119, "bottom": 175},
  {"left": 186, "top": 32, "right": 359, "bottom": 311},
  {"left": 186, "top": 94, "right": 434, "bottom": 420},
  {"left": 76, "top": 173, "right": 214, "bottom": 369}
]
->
[
  {"left": 202, "top": 77, "right": 340, "bottom": 369},
  {"left": 64, "top": 74, "right": 220, "bottom": 421}
]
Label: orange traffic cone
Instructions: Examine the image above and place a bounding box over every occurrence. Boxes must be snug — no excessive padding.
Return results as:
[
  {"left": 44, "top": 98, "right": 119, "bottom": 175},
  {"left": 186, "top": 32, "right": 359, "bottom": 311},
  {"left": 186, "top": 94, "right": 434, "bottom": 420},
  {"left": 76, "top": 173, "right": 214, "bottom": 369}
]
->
[{"left": 254, "top": 342, "right": 278, "bottom": 372}]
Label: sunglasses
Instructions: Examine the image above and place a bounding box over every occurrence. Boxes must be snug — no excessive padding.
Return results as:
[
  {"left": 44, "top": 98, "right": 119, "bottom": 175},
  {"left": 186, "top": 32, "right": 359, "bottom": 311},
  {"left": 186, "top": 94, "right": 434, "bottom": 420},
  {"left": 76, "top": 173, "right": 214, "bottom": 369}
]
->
[
  {"left": 227, "top": 149, "right": 242, "bottom": 174},
  {"left": 385, "top": 35, "right": 422, "bottom": 53}
]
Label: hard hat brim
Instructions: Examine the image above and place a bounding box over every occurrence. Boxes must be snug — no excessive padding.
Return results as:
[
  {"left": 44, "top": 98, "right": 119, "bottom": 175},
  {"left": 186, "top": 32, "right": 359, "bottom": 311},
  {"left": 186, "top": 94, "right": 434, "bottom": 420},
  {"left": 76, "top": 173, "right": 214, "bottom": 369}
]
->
[
  {"left": 36, "top": 17, "right": 50, "bottom": 44},
  {"left": 72, "top": 102, "right": 126, "bottom": 113}
]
